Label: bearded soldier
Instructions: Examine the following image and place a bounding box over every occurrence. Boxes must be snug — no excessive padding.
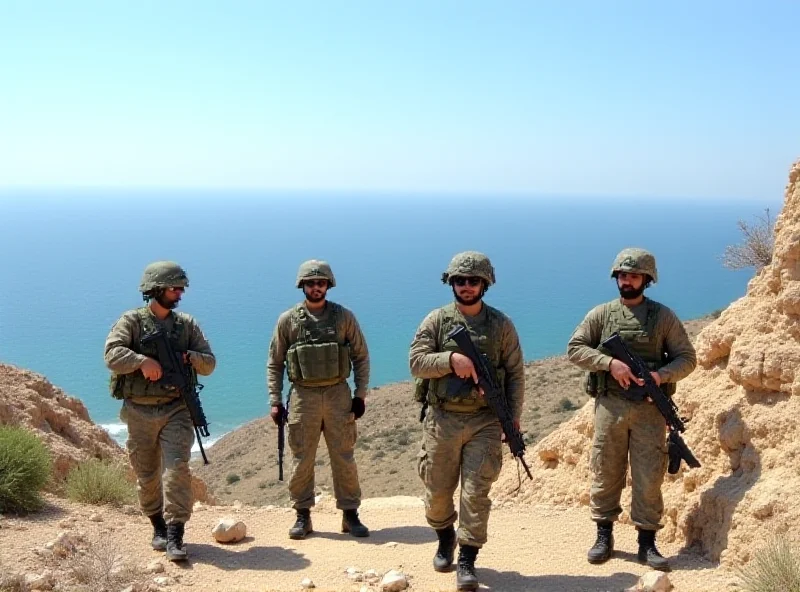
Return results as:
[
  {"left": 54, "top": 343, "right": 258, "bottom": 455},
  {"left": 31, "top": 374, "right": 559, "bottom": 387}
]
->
[
  {"left": 268, "top": 260, "right": 371, "bottom": 539},
  {"left": 104, "top": 261, "right": 216, "bottom": 562},
  {"left": 409, "top": 251, "right": 525, "bottom": 592},
  {"left": 567, "top": 248, "right": 697, "bottom": 571}
]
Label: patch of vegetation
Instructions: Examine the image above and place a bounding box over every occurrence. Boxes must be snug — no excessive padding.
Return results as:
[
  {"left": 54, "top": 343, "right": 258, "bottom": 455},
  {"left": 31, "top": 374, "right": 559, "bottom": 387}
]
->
[
  {"left": 739, "top": 537, "right": 800, "bottom": 592},
  {"left": 0, "top": 425, "right": 52, "bottom": 513},
  {"left": 66, "top": 459, "right": 135, "bottom": 506}
]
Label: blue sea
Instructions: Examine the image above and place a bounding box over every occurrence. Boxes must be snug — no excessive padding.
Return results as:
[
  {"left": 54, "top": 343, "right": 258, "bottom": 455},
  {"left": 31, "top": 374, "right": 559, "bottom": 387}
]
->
[{"left": 0, "top": 190, "right": 775, "bottom": 450}]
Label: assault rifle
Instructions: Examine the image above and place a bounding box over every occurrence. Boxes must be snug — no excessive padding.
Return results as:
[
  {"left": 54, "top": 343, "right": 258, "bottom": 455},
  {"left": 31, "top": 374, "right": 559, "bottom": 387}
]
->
[
  {"left": 141, "top": 330, "right": 211, "bottom": 465},
  {"left": 446, "top": 325, "right": 533, "bottom": 480},
  {"left": 600, "top": 332, "right": 701, "bottom": 474}
]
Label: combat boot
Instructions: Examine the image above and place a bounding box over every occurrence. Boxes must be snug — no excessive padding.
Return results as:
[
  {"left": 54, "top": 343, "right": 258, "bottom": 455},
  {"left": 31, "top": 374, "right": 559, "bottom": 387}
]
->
[
  {"left": 456, "top": 545, "right": 479, "bottom": 591},
  {"left": 341, "top": 509, "right": 370, "bottom": 537},
  {"left": 433, "top": 525, "right": 457, "bottom": 572},
  {"left": 587, "top": 521, "right": 614, "bottom": 564},
  {"left": 637, "top": 529, "right": 670, "bottom": 571},
  {"left": 289, "top": 508, "right": 313, "bottom": 539},
  {"left": 148, "top": 513, "right": 168, "bottom": 551},
  {"left": 165, "top": 522, "right": 188, "bottom": 562}
]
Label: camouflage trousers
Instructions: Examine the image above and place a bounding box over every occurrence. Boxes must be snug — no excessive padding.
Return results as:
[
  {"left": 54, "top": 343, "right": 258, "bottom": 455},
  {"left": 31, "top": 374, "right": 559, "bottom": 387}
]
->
[
  {"left": 590, "top": 394, "right": 669, "bottom": 531},
  {"left": 287, "top": 381, "right": 361, "bottom": 511},
  {"left": 120, "top": 399, "right": 195, "bottom": 524},
  {"left": 417, "top": 407, "right": 503, "bottom": 548}
]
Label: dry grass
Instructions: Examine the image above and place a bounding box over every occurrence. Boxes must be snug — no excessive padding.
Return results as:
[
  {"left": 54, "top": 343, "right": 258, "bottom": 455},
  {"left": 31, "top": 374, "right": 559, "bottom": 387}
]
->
[
  {"left": 61, "top": 537, "right": 141, "bottom": 592},
  {"left": 65, "top": 459, "right": 136, "bottom": 507},
  {"left": 738, "top": 537, "right": 800, "bottom": 592}
]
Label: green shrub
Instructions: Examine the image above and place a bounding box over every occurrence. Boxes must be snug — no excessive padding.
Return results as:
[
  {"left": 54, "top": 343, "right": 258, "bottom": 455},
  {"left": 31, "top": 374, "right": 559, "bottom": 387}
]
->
[
  {"left": 226, "top": 473, "right": 241, "bottom": 485},
  {"left": 739, "top": 537, "right": 800, "bottom": 592},
  {"left": 558, "top": 397, "right": 576, "bottom": 412},
  {"left": 0, "top": 425, "right": 52, "bottom": 513},
  {"left": 66, "top": 459, "right": 135, "bottom": 506}
]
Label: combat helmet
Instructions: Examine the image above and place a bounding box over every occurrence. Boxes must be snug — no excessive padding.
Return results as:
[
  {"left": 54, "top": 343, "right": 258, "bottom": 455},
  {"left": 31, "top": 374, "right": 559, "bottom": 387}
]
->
[
  {"left": 139, "top": 261, "right": 189, "bottom": 293},
  {"left": 610, "top": 248, "right": 658, "bottom": 284},
  {"left": 441, "top": 251, "right": 496, "bottom": 286},
  {"left": 296, "top": 260, "right": 336, "bottom": 288}
]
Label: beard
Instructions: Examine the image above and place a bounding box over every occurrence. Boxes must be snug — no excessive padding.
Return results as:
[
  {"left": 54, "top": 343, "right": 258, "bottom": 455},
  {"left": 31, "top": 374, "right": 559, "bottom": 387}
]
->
[
  {"left": 618, "top": 284, "right": 645, "bottom": 299},
  {"left": 452, "top": 286, "right": 483, "bottom": 306},
  {"left": 304, "top": 289, "right": 326, "bottom": 304},
  {"left": 155, "top": 292, "right": 179, "bottom": 309}
]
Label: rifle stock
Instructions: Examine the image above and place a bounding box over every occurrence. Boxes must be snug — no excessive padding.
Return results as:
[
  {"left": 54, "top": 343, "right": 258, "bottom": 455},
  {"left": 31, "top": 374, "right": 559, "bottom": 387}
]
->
[
  {"left": 446, "top": 325, "right": 533, "bottom": 480},
  {"left": 599, "top": 332, "right": 700, "bottom": 474},
  {"left": 141, "top": 330, "right": 211, "bottom": 465}
]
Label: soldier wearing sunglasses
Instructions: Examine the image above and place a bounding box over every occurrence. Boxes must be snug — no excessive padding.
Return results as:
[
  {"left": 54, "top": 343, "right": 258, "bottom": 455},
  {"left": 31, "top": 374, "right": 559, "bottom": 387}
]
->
[
  {"left": 409, "top": 251, "right": 525, "bottom": 591},
  {"left": 267, "top": 259, "right": 371, "bottom": 540}
]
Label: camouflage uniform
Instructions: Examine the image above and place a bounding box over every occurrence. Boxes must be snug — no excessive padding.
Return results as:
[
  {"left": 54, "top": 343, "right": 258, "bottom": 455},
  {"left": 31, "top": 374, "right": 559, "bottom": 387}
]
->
[
  {"left": 267, "top": 260, "right": 370, "bottom": 538},
  {"left": 566, "top": 248, "right": 696, "bottom": 570},
  {"left": 104, "top": 261, "right": 215, "bottom": 560},
  {"left": 409, "top": 251, "right": 524, "bottom": 589}
]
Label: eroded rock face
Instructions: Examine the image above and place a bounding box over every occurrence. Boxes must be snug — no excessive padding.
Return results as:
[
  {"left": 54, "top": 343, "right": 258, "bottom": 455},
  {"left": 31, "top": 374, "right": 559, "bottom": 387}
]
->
[{"left": 494, "top": 159, "right": 800, "bottom": 565}]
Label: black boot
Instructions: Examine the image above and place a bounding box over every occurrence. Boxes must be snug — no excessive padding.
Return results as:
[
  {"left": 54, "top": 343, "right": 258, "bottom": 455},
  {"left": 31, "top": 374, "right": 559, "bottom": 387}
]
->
[
  {"left": 289, "top": 508, "right": 313, "bottom": 540},
  {"left": 456, "top": 545, "right": 479, "bottom": 591},
  {"left": 433, "top": 525, "right": 457, "bottom": 572},
  {"left": 637, "top": 529, "right": 670, "bottom": 571},
  {"left": 341, "top": 509, "right": 369, "bottom": 537},
  {"left": 148, "top": 513, "right": 168, "bottom": 551},
  {"left": 587, "top": 521, "right": 614, "bottom": 564},
  {"left": 165, "top": 522, "right": 187, "bottom": 562}
]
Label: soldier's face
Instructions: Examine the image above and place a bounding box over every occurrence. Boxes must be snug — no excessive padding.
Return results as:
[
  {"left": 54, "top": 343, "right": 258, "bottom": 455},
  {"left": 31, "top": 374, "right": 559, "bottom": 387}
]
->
[
  {"left": 156, "top": 286, "right": 184, "bottom": 309},
  {"left": 452, "top": 276, "right": 484, "bottom": 305},
  {"left": 617, "top": 272, "right": 645, "bottom": 299},
  {"left": 303, "top": 279, "right": 328, "bottom": 303}
]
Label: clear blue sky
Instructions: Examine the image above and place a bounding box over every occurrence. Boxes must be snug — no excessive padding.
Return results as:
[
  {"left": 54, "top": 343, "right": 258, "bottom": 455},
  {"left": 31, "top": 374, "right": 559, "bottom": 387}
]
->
[{"left": 1, "top": 1, "right": 797, "bottom": 198}]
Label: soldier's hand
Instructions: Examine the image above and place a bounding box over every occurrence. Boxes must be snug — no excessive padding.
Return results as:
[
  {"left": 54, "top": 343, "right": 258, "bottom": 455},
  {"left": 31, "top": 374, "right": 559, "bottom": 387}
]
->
[
  {"left": 451, "top": 353, "right": 479, "bottom": 384},
  {"left": 351, "top": 397, "right": 366, "bottom": 419},
  {"left": 270, "top": 405, "right": 285, "bottom": 426},
  {"left": 140, "top": 358, "right": 163, "bottom": 381},
  {"left": 650, "top": 371, "right": 662, "bottom": 386},
  {"left": 502, "top": 419, "right": 521, "bottom": 443},
  {"left": 609, "top": 359, "right": 643, "bottom": 390}
]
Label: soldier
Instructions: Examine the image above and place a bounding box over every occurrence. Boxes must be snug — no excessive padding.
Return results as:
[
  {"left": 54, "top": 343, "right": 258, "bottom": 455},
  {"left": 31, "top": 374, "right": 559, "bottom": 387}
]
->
[
  {"left": 409, "top": 251, "right": 525, "bottom": 592},
  {"left": 268, "top": 260, "right": 371, "bottom": 540},
  {"left": 104, "top": 261, "right": 216, "bottom": 562},
  {"left": 567, "top": 248, "right": 697, "bottom": 571}
]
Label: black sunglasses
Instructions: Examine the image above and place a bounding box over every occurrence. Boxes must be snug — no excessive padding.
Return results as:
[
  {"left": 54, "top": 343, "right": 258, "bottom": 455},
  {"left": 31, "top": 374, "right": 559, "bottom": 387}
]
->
[
  {"left": 304, "top": 279, "right": 328, "bottom": 287},
  {"left": 452, "top": 276, "right": 483, "bottom": 287}
]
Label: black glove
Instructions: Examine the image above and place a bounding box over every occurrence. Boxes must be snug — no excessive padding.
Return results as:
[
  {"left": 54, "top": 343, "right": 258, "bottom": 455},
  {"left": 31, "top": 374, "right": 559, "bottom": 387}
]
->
[{"left": 351, "top": 397, "right": 366, "bottom": 419}]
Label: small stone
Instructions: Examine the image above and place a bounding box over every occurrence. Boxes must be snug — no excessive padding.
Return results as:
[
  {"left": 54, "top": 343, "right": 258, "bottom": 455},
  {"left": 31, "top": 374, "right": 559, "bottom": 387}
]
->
[
  {"left": 301, "top": 578, "right": 315, "bottom": 589},
  {"left": 122, "top": 505, "right": 139, "bottom": 516},
  {"left": 232, "top": 500, "right": 243, "bottom": 510},
  {"left": 145, "top": 560, "right": 165, "bottom": 574},
  {"left": 364, "top": 569, "right": 380, "bottom": 582},
  {"left": 89, "top": 513, "right": 104, "bottom": 522},
  {"left": 120, "top": 587, "right": 135, "bottom": 592},
  {"left": 193, "top": 501, "right": 206, "bottom": 512},
  {"left": 24, "top": 572, "right": 54, "bottom": 591},
  {"left": 381, "top": 542, "right": 398, "bottom": 548},
  {"left": 212, "top": 518, "right": 247, "bottom": 543},
  {"left": 153, "top": 576, "right": 175, "bottom": 587},
  {"left": 639, "top": 571, "right": 672, "bottom": 592},
  {"left": 380, "top": 570, "right": 408, "bottom": 592}
]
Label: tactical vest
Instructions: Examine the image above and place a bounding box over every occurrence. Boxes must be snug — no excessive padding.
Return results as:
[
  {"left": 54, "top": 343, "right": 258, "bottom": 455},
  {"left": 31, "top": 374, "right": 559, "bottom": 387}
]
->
[
  {"left": 587, "top": 298, "right": 675, "bottom": 399},
  {"left": 416, "top": 303, "right": 506, "bottom": 411},
  {"left": 285, "top": 303, "right": 351, "bottom": 387},
  {"left": 109, "top": 307, "right": 189, "bottom": 400}
]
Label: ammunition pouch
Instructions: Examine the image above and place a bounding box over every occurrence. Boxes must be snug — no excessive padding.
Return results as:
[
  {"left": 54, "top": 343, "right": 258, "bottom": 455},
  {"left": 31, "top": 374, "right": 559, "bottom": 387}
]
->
[{"left": 287, "top": 342, "right": 351, "bottom": 385}]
